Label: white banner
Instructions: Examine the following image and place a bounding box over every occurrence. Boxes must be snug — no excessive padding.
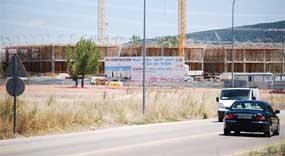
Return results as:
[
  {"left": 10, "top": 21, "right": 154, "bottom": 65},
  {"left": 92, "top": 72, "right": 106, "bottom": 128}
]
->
[{"left": 105, "top": 57, "right": 185, "bottom": 82}]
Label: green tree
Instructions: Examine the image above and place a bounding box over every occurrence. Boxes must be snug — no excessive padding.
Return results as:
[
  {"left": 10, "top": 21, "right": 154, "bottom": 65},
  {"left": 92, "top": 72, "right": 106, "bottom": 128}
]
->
[
  {"left": 158, "top": 36, "right": 178, "bottom": 47},
  {"left": 65, "top": 38, "right": 101, "bottom": 87},
  {"left": 130, "top": 35, "right": 141, "bottom": 46}
]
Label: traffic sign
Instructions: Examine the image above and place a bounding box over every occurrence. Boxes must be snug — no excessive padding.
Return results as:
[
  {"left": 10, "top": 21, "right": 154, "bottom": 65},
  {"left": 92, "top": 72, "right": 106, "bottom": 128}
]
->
[
  {"left": 5, "top": 54, "right": 28, "bottom": 78},
  {"left": 4, "top": 54, "right": 28, "bottom": 135},
  {"left": 6, "top": 77, "right": 25, "bottom": 96}
]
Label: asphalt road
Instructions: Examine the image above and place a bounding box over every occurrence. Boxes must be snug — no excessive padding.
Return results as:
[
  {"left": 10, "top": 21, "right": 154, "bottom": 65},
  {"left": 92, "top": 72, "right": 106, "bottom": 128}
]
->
[{"left": 0, "top": 112, "right": 284, "bottom": 156}]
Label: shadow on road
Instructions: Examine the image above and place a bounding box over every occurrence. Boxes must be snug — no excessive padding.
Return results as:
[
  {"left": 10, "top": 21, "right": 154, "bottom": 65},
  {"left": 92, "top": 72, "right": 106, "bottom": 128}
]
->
[
  {"left": 219, "top": 133, "right": 267, "bottom": 138},
  {"left": 211, "top": 121, "right": 221, "bottom": 123}
]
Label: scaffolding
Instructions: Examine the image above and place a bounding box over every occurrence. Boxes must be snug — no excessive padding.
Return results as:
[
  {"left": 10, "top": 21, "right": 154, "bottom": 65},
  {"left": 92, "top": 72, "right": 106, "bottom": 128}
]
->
[{"left": 3, "top": 44, "right": 285, "bottom": 75}]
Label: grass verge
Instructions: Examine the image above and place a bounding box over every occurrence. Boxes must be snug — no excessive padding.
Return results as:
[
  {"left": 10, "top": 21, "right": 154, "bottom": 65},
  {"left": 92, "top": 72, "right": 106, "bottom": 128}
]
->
[
  {"left": 233, "top": 142, "right": 285, "bottom": 156},
  {"left": 0, "top": 88, "right": 216, "bottom": 139}
]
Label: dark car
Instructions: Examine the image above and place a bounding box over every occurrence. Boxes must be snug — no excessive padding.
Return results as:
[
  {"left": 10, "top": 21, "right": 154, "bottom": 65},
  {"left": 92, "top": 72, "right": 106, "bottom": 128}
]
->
[{"left": 224, "top": 100, "right": 280, "bottom": 137}]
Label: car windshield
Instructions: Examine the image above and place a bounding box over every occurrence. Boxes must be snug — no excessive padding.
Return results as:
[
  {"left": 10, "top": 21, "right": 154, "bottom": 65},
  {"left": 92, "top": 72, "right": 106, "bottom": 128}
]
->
[
  {"left": 220, "top": 89, "right": 250, "bottom": 100},
  {"left": 231, "top": 102, "right": 264, "bottom": 111}
]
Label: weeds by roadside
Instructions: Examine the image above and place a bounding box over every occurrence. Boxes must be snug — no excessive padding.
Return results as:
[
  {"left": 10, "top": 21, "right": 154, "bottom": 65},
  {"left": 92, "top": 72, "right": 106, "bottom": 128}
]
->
[
  {"left": 234, "top": 142, "right": 285, "bottom": 156},
  {"left": 0, "top": 88, "right": 216, "bottom": 139},
  {"left": 268, "top": 94, "right": 285, "bottom": 110}
]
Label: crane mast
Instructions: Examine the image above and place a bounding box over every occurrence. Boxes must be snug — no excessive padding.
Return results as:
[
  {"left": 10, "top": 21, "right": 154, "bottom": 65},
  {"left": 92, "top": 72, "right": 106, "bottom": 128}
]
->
[
  {"left": 178, "top": 0, "right": 186, "bottom": 57},
  {"left": 98, "top": 0, "right": 106, "bottom": 45},
  {"left": 98, "top": 0, "right": 186, "bottom": 52}
]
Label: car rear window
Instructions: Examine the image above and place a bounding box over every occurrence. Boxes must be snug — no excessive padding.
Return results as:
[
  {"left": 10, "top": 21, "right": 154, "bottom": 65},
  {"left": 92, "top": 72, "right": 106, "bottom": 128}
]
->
[
  {"left": 220, "top": 90, "right": 250, "bottom": 100},
  {"left": 231, "top": 102, "right": 264, "bottom": 111}
]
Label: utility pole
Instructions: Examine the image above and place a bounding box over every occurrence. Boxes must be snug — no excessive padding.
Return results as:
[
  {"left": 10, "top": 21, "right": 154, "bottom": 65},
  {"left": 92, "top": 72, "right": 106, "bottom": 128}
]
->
[
  {"left": 142, "top": 0, "right": 146, "bottom": 114},
  {"left": 231, "top": 0, "right": 236, "bottom": 88},
  {"left": 280, "top": 34, "right": 285, "bottom": 81}
]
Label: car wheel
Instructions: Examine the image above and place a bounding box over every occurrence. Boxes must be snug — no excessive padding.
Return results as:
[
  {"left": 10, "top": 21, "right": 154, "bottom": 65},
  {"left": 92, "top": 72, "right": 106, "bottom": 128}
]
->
[
  {"left": 224, "top": 129, "right": 230, "bottom": 136},
  {"left": 234, "top": 131, "right": 240, "bottom": 135},
  {"left": 264, "top": 125, "right": 272, "bottom": 137},
  {"left": 273, "top": 125, "right": 280, "bottom": 136}
]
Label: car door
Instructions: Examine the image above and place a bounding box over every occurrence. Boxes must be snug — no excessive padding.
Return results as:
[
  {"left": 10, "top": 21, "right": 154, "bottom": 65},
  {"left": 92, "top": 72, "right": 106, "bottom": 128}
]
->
[{"left": 267, "top": 105, "right": 278, "bottom": 129}]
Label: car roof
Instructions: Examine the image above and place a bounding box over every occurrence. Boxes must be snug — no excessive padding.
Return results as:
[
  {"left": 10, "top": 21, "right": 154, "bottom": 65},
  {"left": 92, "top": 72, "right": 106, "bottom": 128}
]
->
[
  {"left": 232, "top": 100, "right": 269, "bottom": 106},
  {"left": 221, "top": 88, "right": 259, "bottom": 90},
  {"left": 222, "top": 88, "right": 250, "bottom": 90}
]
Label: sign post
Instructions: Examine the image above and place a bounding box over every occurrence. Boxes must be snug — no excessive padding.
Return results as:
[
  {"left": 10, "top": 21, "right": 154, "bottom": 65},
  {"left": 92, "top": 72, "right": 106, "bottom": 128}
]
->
[
  {"left": 13, "top": 54, "right": 17, "bottom": 134},
  {"left": 5, "top": 54, "right": 27, "bottom": 135}
]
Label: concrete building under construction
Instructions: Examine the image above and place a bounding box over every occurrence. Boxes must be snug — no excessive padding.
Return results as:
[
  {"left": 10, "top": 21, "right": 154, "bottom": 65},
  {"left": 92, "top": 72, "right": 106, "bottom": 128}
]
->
[{"left": 2, "top": 44, "right": 285, "bottom": 76}]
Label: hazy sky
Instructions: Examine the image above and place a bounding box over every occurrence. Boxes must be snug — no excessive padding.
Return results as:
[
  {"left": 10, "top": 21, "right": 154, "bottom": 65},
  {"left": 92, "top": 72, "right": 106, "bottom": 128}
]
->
[{"left": 0, "top": 0, "right": 284, "bottom": 44}]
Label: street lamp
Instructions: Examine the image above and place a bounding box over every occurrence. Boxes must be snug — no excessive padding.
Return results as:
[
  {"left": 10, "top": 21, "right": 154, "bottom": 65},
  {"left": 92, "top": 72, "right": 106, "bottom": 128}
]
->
[
  {"left": 142, "top": 0, "right": 146, "bottom": 114},
  {"left": 231, "top": 0, "right": 236, "bottom": 88},
  {"left": 280, "top": 32, "right": 285, "bottom": 81}
]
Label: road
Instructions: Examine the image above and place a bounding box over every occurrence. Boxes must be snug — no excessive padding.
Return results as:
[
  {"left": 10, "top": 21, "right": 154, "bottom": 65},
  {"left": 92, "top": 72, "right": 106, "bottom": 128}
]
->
[{"left": 0, "top": 112, "right": 284, "bottom": 156}]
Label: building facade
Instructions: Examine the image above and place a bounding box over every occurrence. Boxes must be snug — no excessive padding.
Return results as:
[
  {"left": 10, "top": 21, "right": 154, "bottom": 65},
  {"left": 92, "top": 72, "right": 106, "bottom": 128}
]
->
[{"left": 3, "top": 44, "right": 285, "bottom": 76}]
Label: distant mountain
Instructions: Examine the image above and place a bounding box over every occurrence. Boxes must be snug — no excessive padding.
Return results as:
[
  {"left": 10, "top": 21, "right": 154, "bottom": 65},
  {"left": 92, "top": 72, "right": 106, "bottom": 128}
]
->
[
  {"left": 130, "top": 21, "right": 285, "bottom": 47},
  {"left": 187, "top": 21, "right": 285, "bottom": 43}
]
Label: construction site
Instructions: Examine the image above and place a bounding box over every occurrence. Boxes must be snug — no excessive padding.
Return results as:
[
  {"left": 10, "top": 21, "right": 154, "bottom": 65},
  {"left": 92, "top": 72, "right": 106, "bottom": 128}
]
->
[
  {"left": 1, "top": 0, "right": 285, "bottom": 77},
  {"left": 2, "top": 44, "right": 284, "bottom": 75},
  {"left": 2, "top": 1, "right": 285, "bottom": 151}
]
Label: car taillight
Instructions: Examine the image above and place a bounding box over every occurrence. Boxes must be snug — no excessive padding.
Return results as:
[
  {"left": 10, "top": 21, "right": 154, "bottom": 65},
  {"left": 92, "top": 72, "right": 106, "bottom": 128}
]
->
[
  {"left": 225, "top": 114, "right": 234, "bottom": 119},
  {"left": 256, "top": 114, "right": 265, "bottom": 121}
]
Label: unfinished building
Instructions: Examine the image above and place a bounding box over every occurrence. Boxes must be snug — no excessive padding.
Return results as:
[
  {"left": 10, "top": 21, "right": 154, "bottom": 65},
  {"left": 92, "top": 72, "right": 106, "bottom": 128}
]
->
[{"left": 2, "top": 44, "right": 285, "bottom": 76}]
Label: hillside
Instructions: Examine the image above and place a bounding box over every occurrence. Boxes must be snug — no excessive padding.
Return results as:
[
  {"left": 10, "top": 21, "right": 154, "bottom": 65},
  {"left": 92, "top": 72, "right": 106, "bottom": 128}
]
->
[{"left": 187, "top": 21, "right": 285, "bottom": 43}]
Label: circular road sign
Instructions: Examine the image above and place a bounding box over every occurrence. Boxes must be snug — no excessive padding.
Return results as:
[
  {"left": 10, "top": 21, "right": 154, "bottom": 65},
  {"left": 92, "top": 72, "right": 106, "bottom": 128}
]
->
[{"left": 6, "top": 77, "right": 25, "bottom": 96}]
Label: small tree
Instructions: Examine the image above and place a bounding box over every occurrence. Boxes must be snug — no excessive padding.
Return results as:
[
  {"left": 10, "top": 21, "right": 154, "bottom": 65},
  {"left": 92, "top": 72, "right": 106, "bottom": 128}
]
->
[
  {"left": 65, "top": 38, "right": 100, "bottom": 87},
  {"left": 130, "top": 35, "right": 141, "bottom": 46},
  {"left": 158, "top": 36, "right": 178, "bottom": 47}
]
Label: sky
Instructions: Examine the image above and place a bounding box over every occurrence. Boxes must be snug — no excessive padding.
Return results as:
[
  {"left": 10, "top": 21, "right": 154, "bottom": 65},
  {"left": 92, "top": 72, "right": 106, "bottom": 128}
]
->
[{"left": 0, "top": 0, "right": 284, "bottom": 45}]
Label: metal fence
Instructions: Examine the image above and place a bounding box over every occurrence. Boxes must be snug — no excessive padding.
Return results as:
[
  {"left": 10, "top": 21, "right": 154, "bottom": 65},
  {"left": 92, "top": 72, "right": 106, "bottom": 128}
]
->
[
  {"left": 223, "top": 80, "right": 273, "bottom": 89},
  {"left": 273, "top": 81, "right": 285, "bottom": 90}
]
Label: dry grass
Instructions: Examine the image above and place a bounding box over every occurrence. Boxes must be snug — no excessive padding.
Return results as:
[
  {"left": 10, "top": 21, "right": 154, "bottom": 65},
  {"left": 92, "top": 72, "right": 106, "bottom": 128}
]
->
[
  {"left": 1, "top": 86, "right": 284, "bottom": 140},
  {"left": 234, "top": 142, "right": 285, "bottom": 156},
  {"left": 0, "top": 87, "right": 217, "bottom": 139},
  {"left": 267, "top": 94, "right": 285, "bottom": 110}
]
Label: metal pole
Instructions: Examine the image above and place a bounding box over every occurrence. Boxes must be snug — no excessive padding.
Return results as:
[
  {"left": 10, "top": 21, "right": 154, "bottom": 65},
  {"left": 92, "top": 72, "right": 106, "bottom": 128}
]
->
[
  {"left": 13, "top": 54, "right": 17, "bottom": 135},
  {"left": 231, "top": 0, "right": 236, "bottom": 88},
  {"left": 142, "top": 0, "right": 146, "bottom": 114},
  {"left": 280, "top": 35, "right": 285, "bottom": 81}
]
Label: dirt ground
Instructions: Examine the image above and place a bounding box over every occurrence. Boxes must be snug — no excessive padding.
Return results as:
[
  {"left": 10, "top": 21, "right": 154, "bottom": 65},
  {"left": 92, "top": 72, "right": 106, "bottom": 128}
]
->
[
  {"left": 0, "top": 84, "right": 284, "bottom": 109},
  {"left": 0, "top": 84, "right": 277, "bottom": 99}
]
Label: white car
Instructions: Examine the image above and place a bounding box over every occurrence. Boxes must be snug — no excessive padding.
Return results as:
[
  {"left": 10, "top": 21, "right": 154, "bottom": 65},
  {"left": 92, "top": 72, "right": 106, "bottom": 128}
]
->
[{"left": 216, "top": 88, "right": 260, "bottom": 122}]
